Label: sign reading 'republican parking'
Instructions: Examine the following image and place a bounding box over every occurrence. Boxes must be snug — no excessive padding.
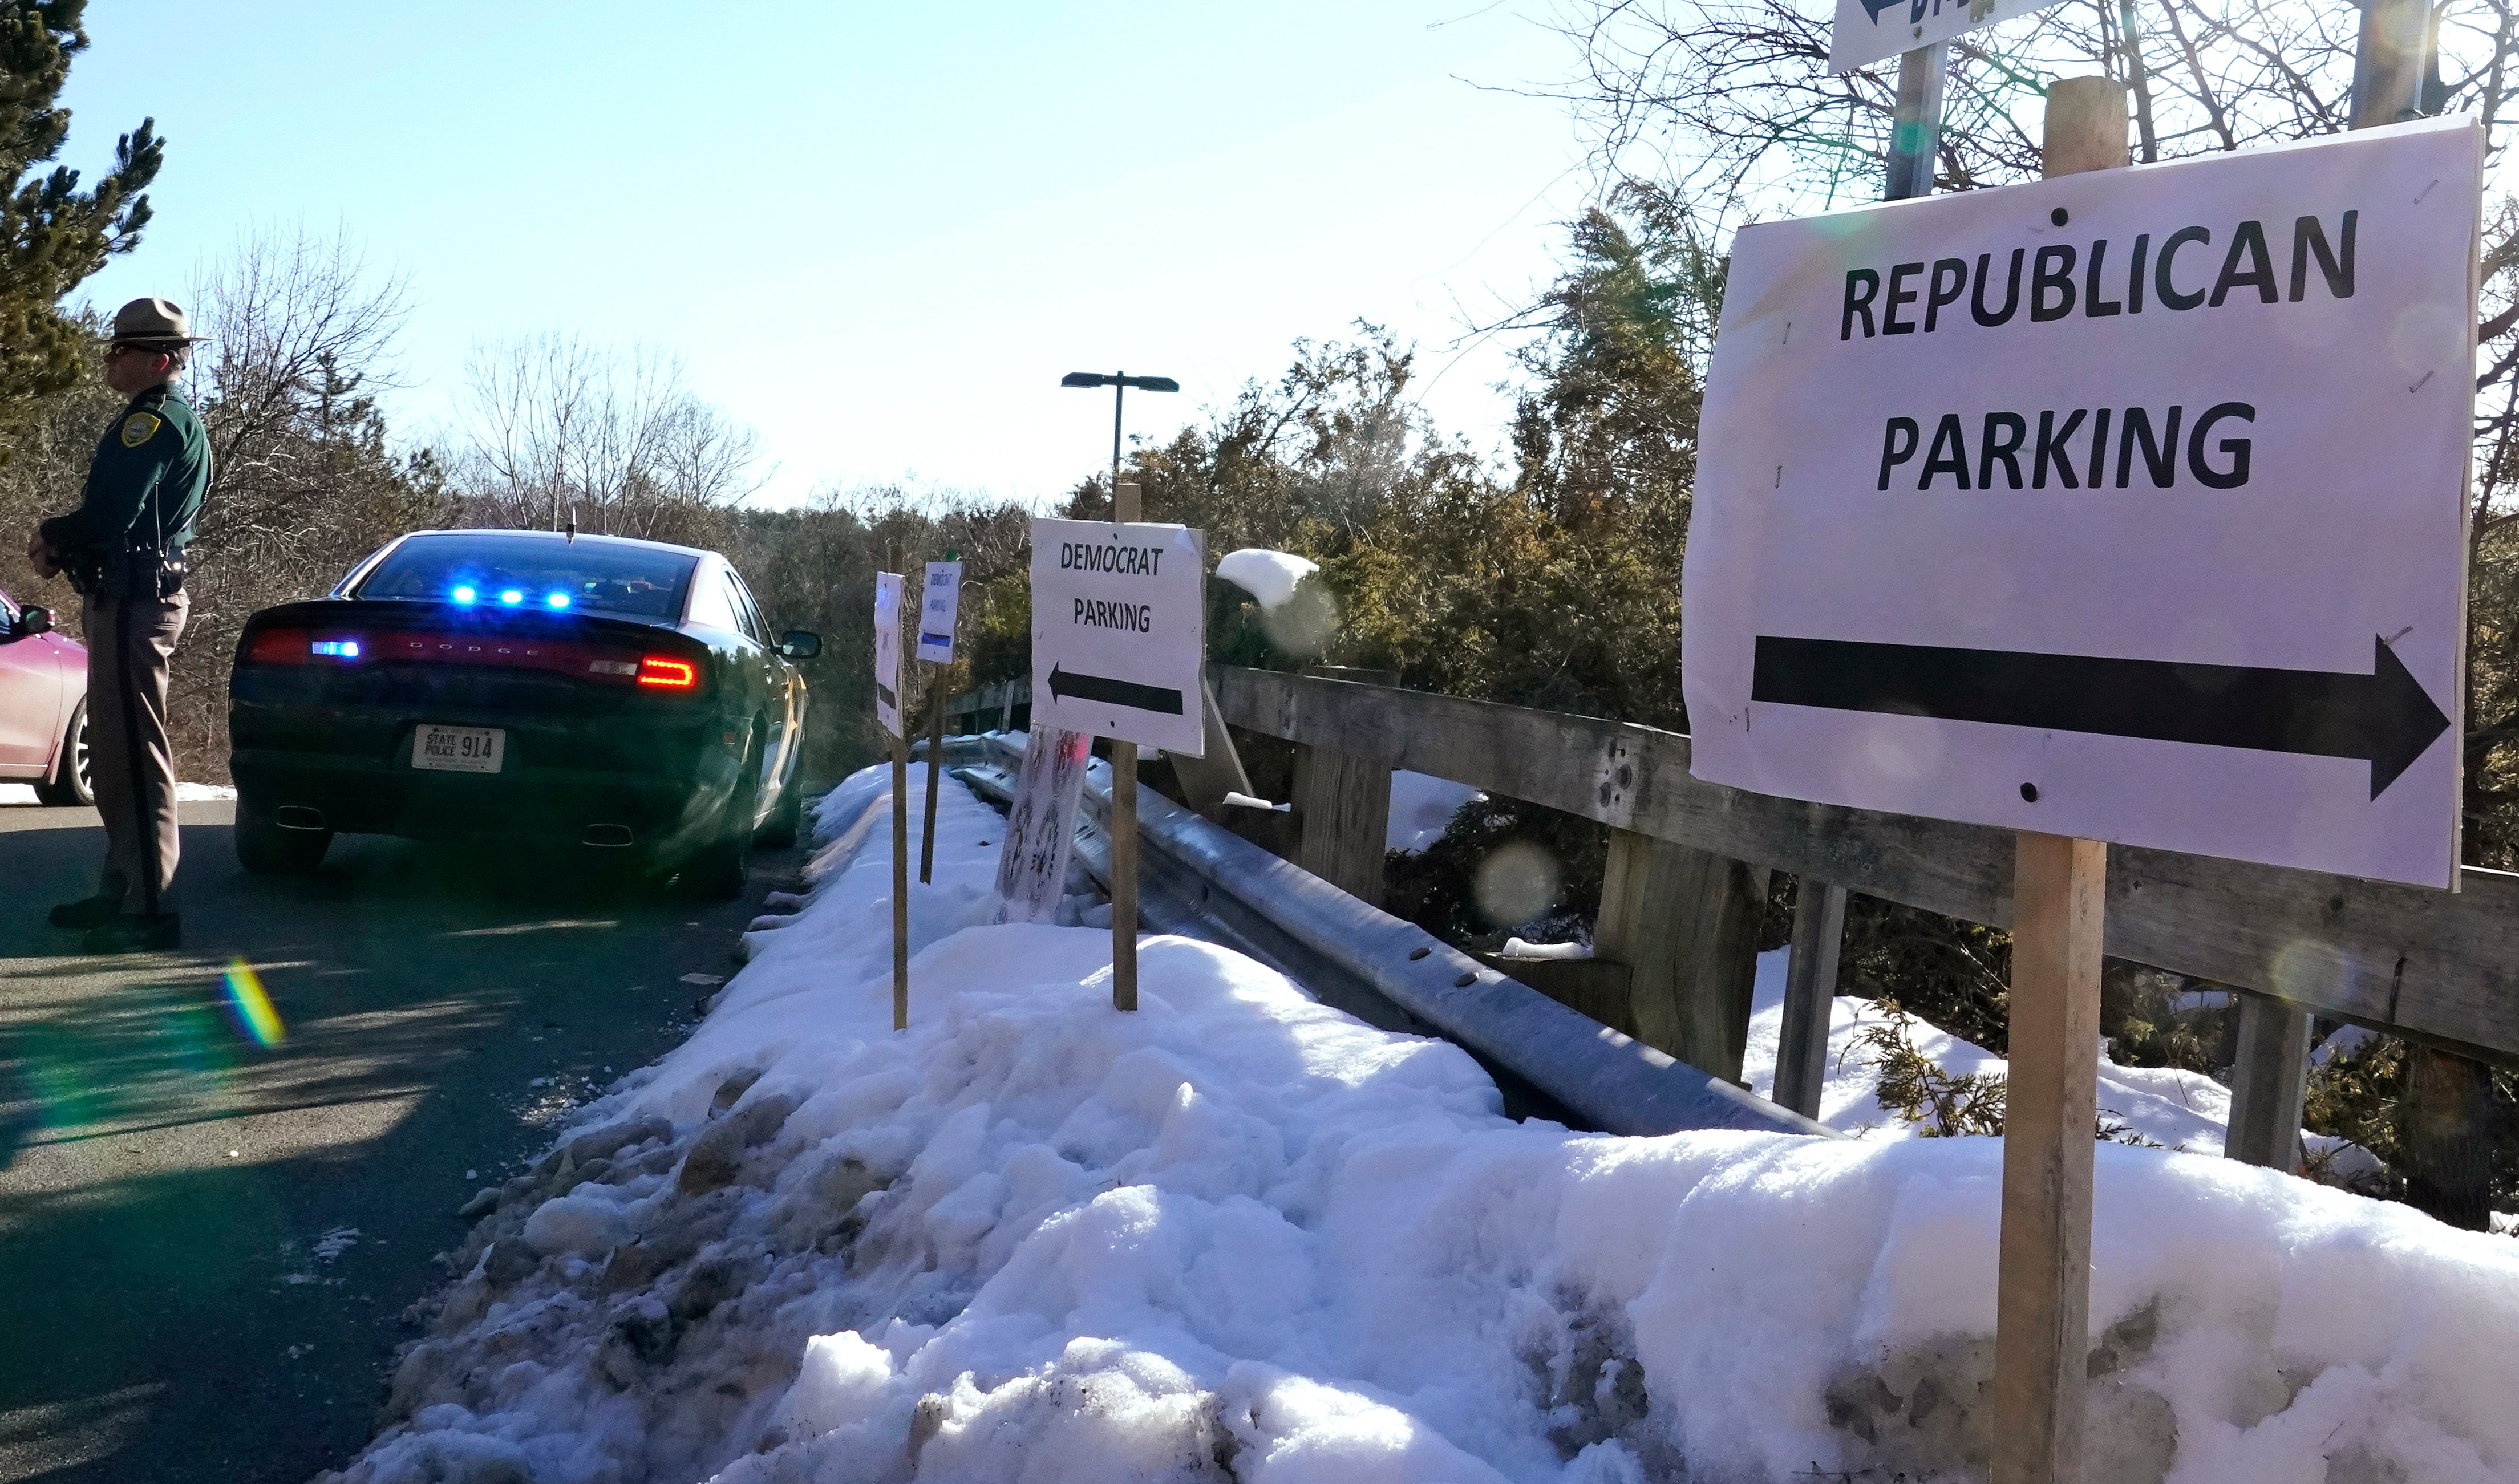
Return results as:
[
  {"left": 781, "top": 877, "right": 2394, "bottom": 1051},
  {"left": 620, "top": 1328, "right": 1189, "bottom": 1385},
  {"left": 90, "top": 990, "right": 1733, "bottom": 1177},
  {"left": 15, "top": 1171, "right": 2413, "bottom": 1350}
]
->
[
  {"left": 1683, "top": 117, "right": 2481, "bottom": 889},
  {"left": 1030, "top": 517, "right": 1208, "bottom": 756}
]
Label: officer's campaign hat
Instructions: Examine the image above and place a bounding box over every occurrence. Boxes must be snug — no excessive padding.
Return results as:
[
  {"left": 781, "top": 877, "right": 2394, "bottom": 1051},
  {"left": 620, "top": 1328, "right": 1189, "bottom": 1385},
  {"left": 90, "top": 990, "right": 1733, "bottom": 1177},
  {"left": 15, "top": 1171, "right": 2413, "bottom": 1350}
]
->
[{"left": 109, "top": 297, "right": 210, "bottom": 347}]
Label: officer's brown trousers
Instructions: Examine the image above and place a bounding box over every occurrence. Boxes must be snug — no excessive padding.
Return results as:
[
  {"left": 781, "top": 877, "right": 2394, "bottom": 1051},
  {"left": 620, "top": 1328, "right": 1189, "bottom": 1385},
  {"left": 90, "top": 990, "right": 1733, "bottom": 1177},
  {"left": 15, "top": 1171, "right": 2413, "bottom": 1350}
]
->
[{"left": 83, "top": 589, "right": 188, "bottom": 917}]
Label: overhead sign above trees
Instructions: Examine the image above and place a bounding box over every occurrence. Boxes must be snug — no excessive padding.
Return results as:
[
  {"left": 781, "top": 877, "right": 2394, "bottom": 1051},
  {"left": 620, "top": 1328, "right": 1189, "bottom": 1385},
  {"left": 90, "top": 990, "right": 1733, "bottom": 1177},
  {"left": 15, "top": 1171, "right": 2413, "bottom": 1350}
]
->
[
  {"left": 1030, "top": 517, "right": 1208, "bottom": 756},
  {"left": 1830, "top": 0, "right": 2071, "bottom": 74},
  {"left": 1683, "top": 117, "right": 2481, "bottom": 889}
]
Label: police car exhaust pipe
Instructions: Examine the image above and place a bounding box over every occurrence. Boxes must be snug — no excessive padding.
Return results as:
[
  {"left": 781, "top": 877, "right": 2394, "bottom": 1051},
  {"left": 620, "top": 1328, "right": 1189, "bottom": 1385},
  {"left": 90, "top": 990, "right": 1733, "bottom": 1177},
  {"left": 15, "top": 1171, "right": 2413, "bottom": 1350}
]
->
[
  {"left": 274, "top": 806, "right": 326, "bottom": 832},
  {"left": 582, "top": 824, "right": 634, "bottom": 848}
]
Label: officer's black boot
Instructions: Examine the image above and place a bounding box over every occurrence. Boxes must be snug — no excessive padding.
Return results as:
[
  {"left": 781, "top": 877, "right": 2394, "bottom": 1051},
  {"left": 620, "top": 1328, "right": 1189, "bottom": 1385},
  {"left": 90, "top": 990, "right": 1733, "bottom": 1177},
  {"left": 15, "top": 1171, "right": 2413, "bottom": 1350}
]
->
[{"left": 48, "top": 895, "right": 122, "bottom": 930}]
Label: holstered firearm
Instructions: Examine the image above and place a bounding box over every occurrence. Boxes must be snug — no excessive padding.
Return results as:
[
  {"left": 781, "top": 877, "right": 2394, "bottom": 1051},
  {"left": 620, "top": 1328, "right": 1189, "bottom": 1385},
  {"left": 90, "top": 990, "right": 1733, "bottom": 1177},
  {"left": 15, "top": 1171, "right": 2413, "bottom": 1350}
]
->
[{"left": 64, "top": 548, "right": 185, "bottom": 601}]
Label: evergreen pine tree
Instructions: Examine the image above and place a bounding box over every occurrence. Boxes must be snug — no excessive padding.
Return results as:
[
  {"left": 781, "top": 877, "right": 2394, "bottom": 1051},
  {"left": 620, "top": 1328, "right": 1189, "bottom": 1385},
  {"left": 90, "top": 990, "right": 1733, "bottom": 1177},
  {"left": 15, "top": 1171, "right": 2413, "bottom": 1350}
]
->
[{"left": 1, "top": 1, "right": 161, "bottom": 446}]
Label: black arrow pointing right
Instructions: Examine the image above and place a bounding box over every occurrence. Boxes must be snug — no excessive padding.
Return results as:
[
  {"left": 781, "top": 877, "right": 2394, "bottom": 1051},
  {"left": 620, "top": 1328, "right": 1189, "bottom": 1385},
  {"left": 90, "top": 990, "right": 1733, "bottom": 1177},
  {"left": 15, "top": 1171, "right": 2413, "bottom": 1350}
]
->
[
  {"left": 1751, "top": 634, "right": 2450, "bottom": 799},
  {"left": 1047, "top": 664, "right": 1184, "bottom": 716}
]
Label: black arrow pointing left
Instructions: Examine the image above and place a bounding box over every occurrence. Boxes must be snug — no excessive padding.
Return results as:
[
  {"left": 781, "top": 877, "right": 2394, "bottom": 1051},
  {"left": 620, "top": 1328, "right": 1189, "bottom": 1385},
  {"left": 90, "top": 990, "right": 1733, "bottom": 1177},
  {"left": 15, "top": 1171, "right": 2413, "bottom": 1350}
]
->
[
  {"left": 1751, "top": 635, "right": 2450, "bottom": 799},
  {"left": 1048, "top": 664, "right": 1184, "bottom": 716}
]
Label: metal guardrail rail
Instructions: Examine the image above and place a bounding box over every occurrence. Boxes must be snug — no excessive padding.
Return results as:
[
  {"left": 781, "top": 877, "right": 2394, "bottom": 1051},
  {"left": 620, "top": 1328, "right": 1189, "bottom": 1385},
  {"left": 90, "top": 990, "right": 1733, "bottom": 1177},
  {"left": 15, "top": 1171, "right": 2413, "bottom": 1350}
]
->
[{"left": 944, "top": 733, "right": 1828, "bottom": 1140}]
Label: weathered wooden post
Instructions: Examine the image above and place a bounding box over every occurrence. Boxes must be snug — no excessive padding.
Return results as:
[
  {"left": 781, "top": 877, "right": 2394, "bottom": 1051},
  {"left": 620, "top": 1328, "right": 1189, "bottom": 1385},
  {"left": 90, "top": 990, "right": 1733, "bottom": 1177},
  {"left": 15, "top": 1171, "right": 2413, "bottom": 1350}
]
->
[
  {"left": 1109, "top": 482, "right": 1144, "bottom": 1012},
  {"left": 2224, "top": 994, "right": 2312, "bottom": 1170},
  {"left": 874, "top": 570, "right": 910, "bottom": 1032},
  {"left": 1773, "top": 878, "right": 1848, "bottom": 1118},
  {"left": 1593, "top": 832, "right": 1770, "bottom": 1083},
  {"left": 2345, "top": 0, "right": 2498, "bottom": 1232},
  {"left": 1289, "top": 671, "right": 1395, "bottom": 905},
  {"left": 1985, "top": 76, "right": 2128, "bottom": 1484}
]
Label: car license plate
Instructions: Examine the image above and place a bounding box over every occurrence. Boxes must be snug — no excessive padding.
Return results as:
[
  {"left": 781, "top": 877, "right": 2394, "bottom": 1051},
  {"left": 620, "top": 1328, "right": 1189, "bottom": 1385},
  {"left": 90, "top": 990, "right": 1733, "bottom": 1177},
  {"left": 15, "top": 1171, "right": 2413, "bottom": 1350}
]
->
[{"left": 412, "top": 724, "right": 504, "bottom": 773}]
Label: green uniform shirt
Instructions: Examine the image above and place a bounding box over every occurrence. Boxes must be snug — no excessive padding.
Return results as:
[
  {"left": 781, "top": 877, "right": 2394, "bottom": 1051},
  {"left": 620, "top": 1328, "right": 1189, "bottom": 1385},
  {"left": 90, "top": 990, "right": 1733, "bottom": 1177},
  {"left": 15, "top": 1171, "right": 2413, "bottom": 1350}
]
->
[{"left": 39, "top": 384, "right": 212, "bottom": 556}]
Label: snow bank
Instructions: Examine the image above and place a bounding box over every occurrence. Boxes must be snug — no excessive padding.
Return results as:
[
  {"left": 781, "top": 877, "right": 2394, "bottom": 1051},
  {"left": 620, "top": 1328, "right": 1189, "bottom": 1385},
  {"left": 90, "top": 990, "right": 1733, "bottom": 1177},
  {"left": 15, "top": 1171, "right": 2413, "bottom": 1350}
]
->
[
  {"left": 0, "top": 780, "right": 234, "bottom": 805},
  {"left": 327, "top": 764, "right": 2519, "bottom": 1484},
  {"left": 1386, "top": 769, "right": 1483, "bottom": 854},
  {"left": 1214, "top": 548, "right": 1319, "bottom": 613}
]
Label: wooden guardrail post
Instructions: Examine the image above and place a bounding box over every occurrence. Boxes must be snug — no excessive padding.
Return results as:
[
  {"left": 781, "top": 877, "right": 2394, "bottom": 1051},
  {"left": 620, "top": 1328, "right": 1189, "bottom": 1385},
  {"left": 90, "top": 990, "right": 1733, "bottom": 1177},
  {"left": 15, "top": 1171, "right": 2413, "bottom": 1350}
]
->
[
  {"left": 1595, "top": 828, "right": 1771, "bottom": 1083},
  {"left": 1774, "top": 878, "right": 1848, "bottom": 1118},
  {"left": 2404, "top": 1047, "right": 2496, "bottom": 1228},
  {"left": 1290, "top": 667, "right": 1395, "bottom": 905},
  {"left": 2224, "top": 994, "right": 2312, "bottom": 1170}
]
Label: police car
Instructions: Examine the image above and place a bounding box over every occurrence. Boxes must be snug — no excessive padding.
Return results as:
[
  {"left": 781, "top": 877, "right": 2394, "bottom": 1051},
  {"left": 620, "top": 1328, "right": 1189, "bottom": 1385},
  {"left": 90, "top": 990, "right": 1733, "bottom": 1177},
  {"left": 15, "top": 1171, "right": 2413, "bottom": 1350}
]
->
[{"left": 227, "top": 529, "right": 817, "bottom": 896}]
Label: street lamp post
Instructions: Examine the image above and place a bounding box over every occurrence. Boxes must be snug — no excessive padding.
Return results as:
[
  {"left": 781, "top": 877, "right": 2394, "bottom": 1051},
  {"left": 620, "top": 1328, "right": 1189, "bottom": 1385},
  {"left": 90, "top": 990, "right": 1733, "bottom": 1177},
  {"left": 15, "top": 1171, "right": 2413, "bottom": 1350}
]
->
[{"left": 1060, "top": 370, "right": 1179, "bottom": 500}]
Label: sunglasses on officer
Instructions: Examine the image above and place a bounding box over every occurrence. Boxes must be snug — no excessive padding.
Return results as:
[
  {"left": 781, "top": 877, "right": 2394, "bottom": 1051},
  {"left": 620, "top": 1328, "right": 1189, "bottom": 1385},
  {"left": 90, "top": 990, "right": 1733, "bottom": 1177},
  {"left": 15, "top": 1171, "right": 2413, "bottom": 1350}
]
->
[{"left": 104, "top": 344, "right": 173, "bottom": 360}]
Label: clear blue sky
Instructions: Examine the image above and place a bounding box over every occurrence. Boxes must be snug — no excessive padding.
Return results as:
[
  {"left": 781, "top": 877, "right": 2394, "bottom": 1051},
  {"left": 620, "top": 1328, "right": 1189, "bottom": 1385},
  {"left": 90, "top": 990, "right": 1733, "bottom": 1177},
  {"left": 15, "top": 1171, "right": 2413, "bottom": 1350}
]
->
[{"left": 57, "top": 2, "right": 1596, "bottom": 507}]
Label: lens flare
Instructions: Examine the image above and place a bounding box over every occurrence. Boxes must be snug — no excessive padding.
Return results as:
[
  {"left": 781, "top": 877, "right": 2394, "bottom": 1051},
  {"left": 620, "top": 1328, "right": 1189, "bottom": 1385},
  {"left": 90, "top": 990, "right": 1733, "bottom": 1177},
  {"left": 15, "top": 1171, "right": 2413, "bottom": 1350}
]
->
[
  {"left": 451, "top": 585, "right": 477, "bottom": 603},
  {"left": 546, "top": 592, "right": 572, "bottom": 609},
  {"left": 499, "top": 589, "right": 524, "bottom": 605},
  {"left": 222, "top": 958, "right": 286, "bottom": 1047}
]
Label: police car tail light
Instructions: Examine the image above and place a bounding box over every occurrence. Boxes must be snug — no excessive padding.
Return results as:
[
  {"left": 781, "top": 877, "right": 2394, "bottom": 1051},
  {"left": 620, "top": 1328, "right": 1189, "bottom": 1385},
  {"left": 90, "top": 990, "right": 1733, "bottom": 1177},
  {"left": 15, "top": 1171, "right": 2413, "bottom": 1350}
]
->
[
  {"left": 244, "top": 627, "right": 312, "bottom": 666},
  {"left": 637, "top": 655, "right": 699, "bottom": 689}
]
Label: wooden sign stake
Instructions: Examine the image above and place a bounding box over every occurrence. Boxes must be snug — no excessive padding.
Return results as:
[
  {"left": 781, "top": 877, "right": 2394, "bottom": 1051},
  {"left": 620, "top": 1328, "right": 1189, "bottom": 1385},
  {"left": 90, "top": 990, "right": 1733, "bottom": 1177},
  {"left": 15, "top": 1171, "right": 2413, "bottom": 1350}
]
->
[
  {"left": 891, "top": 726, "right": 910, "bottom": 1032},
  {"left": 1108, "top": 481, "right": 1143, "bottom": 1012},
  {"left": 1987, "top": 76, "right": 2127, "bottom": 1484},
  {"left": 1990, "top": 833, "right": 2104, "bottom": 1483},
  {"left": 920, "top": 672, "right": 947, "bottom": 883}
]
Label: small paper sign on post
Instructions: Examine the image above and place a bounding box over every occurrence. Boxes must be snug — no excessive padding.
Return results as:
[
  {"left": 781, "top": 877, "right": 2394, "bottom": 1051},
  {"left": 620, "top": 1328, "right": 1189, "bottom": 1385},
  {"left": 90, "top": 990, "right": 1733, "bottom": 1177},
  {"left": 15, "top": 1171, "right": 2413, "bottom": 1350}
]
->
[
  {"left": 993, "top": 727, "right": 1094, "bottom": 925},
  {"left": 917, "top": 561, "right": 962, "bottom": 665},
  {"left": 873, "top": 572, "right": 905, "bottom": 740}
]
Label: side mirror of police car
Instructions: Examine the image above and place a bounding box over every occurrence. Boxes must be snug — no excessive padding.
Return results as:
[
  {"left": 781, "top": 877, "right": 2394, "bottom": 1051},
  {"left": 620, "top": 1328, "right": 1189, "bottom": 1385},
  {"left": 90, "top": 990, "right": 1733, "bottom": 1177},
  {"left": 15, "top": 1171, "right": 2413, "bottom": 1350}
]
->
[
  {"left": 13, "top": 605, "right": 51, "bottom": 638},
  {"left": 779, "top": 630, "right": 821, "bottom": 660}
]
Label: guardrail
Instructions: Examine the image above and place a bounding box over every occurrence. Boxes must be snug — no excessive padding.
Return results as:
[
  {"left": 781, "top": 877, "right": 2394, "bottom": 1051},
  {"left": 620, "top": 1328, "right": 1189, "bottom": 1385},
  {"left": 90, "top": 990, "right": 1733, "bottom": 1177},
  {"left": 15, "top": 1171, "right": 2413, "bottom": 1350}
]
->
[
  {"left": 935, "top": 664, "right": 2513, "bottom": 1209},
  {"left": 946, "top": 732, "right": 1827, "bottom": 1140}
]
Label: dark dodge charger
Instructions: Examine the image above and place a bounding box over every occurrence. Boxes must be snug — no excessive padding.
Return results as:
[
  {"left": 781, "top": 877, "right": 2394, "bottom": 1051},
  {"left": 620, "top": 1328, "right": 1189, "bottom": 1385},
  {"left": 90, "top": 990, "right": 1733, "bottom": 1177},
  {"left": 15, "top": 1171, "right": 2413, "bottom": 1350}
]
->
[{"left": 229, "top": 529, "right": 819, "bottom": 895}]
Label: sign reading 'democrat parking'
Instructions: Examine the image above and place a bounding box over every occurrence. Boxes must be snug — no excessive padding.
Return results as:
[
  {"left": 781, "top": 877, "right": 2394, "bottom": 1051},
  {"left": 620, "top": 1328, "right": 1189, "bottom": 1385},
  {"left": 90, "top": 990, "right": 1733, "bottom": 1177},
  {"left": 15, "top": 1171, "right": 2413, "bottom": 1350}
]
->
[
  {"left": 873, "top": 571, "right": 904, "bottom": 740},
  {"left": 1684, "top": 117, "right": 2480, "bottom": 889},
  {"left": 1030, "top": 518, "right": 1208, "bottom": 756},
  {"left": 1831, "top": 0, "right": 2069, "bottom": 75}
]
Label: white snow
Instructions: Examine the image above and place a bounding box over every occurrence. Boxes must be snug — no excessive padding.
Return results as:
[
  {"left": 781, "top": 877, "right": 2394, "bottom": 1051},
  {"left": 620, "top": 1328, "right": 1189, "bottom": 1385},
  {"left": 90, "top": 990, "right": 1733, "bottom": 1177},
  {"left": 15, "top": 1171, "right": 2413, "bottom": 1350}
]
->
[
  {"left": 0, "top": 780, "right": 234, "bottom": 805},
  {"left": 323, "top": 763, "right": 2519, "bottom": 1484},
  {"left": 1738, "top": 952, "right": 2383, "bottom": 1177},
  {"left": 1213, "top": 548, "right": 1319, "bottom": 612},
  {"left": 1386, "top": 769, "right": 1483, "bottom": 853},
  {"left": 1499, "top": 936, "right": 1592, "bottom": 961}
]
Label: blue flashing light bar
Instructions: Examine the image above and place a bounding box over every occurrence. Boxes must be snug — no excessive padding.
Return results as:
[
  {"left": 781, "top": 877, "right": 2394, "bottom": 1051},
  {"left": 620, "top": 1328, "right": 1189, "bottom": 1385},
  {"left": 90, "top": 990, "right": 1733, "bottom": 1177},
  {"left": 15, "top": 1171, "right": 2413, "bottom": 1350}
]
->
[
  {"left": 546, "top": 592, "right": 572, "bottom": 609},
  {"left": 451, "top": 585, "right": 477, "bottom": 604},
  {"left": 498, "top": 589, "right": 525, "bottom": 605},
  {"left": 310, "top": 639, "right": 360, "bottom": 659}
]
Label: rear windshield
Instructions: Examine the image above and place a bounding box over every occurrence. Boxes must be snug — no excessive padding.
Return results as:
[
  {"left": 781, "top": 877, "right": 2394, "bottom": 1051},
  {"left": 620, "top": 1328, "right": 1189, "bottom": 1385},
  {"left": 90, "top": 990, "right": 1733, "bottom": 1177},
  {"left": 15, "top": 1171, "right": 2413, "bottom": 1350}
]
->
[{"left": 354, "top": 533, "right": 700, "bottom": 621}]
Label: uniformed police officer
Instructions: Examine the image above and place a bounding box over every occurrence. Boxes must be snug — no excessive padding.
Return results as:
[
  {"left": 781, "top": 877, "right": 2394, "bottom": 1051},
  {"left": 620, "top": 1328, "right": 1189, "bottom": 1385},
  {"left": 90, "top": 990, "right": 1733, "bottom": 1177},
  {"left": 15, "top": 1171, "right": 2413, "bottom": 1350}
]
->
[{"left": 25, "top": 298, "right": 214, "bottom": 954}]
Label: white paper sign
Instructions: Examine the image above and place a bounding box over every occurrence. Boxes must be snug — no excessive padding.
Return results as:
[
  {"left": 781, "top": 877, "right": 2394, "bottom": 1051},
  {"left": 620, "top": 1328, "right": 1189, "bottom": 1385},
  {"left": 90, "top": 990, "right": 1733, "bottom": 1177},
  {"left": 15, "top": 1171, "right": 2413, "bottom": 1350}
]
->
[
  {"left": 873, "top": 571, "right": 904, "bottom": 740},
  {"left": 1832, "top": 0, "right": 2068, "bottom": 75},
  {"left": 1684, "top": 118, "right": 2479, "bottom": 889},
  {"left": 917, "top": 561, "right": 962, "bottom": 665},
  {"left": 1030, "top": 517, "right": 1208, "bottom": 756},
  {"left": 993, "top": 727, "right": 1093, "bottom": 924}
]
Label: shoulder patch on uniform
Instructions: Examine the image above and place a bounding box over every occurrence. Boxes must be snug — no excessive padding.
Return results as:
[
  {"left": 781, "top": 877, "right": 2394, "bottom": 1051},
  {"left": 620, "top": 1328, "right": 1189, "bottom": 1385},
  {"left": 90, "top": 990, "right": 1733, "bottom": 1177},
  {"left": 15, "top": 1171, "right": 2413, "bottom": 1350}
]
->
[{"left": 119, "top": 413, "right": 161, "bottom": 448}]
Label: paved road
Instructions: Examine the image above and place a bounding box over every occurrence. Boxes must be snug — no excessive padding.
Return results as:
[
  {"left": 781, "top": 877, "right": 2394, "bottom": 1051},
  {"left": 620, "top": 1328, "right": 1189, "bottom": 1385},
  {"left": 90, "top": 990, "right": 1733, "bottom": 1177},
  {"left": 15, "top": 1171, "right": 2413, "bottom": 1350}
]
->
[{"left": 0, "top": 797, "right": 806, "bottom": 1483}]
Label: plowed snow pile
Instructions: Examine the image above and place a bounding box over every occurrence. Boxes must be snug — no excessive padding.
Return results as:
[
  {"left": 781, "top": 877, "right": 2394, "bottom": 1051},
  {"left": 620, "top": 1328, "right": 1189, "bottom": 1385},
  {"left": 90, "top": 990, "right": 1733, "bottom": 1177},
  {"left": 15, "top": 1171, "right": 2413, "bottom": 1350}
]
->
[{"left": 323, "top": 764, "right": 2519, "bottom": 1484}]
